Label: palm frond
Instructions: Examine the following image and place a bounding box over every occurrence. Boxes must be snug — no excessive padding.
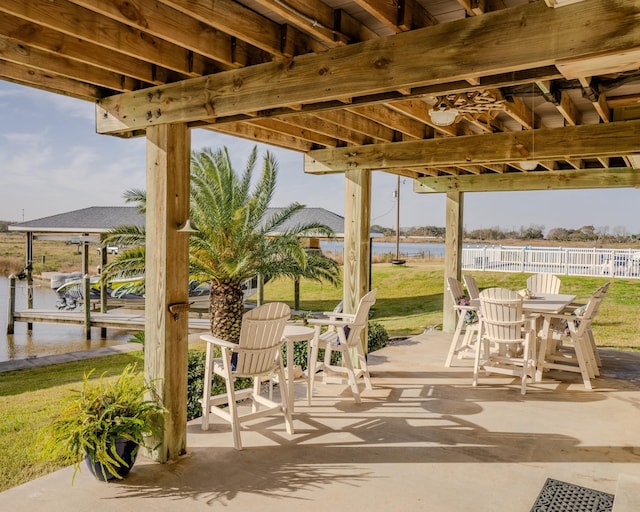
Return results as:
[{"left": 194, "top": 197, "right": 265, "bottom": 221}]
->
[
  {"left": 101, "top": 225, "right": 146, "bottom": 247},
  {"left": 122, "top": 188, "right": 147, "bottom": 214}
]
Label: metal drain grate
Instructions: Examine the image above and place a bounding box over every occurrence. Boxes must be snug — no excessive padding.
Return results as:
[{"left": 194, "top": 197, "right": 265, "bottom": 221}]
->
[{"left": 530, "top": 478, "right": 614, "bottom": 512}]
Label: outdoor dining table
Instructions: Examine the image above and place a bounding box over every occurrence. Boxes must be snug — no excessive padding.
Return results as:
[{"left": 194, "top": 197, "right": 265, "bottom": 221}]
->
[
  {"left": 520, "top": 293, "right": 577, "bottom": 366},
  {"left": 281, "top": 324, "right": 315, "bottom": 414},
  {"left": 520, "top": 293, "right": 577, "bottom": 315},
  {"left": 470, "top": 292, "right": 576, "bottom": 315},
  {"left": 470, "top": 292, "right": 576, "bottom": 364}
]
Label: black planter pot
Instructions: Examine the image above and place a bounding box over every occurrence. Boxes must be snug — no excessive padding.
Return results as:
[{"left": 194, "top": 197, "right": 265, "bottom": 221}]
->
[{"left": 85, "top": 438, "right": 139, "bottom": 481}]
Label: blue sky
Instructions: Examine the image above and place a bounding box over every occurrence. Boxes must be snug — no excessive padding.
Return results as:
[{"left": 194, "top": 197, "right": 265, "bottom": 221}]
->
[{"left": 1, "top": 81, "right": 639, "bottom": 235}]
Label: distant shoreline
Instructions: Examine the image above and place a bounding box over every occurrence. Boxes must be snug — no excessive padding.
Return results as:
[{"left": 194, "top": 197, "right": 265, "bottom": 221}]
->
[{"left": 373, "top": 236, "right": 640, "bottom": 249}]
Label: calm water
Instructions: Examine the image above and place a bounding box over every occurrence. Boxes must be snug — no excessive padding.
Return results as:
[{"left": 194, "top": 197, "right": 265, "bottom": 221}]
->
[
  {"left": 321, "top": 240, "right": 447, "bottom": 257},
  {"left": 0, "top": 276, "right": 133, "bottom": 363}
]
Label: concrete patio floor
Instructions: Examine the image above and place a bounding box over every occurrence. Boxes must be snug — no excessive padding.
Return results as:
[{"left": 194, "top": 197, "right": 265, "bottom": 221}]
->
[{"left": 2, "top": 330, "right": 640, "bottom": 511}]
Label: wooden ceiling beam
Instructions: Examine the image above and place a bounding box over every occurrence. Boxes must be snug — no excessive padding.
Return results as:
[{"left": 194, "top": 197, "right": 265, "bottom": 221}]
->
[
  {"left": 0, "top": 0, "right": 217, "bottom": 77},
  {"left": 503, "top": 96, "right": 536, "bottom": 129},
  {"left": 70, "top": 0, "right": 245, "bottom": 68},
  {"left": 399, "top": 0, "right": 440, "bottom": 30},
  {"left": 250, "top": 0, "right": 349, "bottom": 46},
  {"left": 246, "top": 118, "right": 339, "bottom": 148},
  {"left": 282, "top": 114, "right": 366, "bottom": 146},
  {"left": 0, "top": 60, "right": 104, "bottom": 101},
  {"left": 481, "top": 163, "right": 507, "bottom": 173},
  {"left": 594, "top": 91, "right": 611, "bottom": 123},
  {"left": 206, "top": 122, "right": 313, "bottom": 152},
  {"left": 97, "top": 0, "right": 640, "bottom": 135},
  {"left": 0, "top": 12, "right": 165, "bottom": 85},
  {"left": 627, "top": 155, "right": 640, "bottom": 169},
  {"left": 557, "top": 90, "right": 579, "bottom": 126},
  {"left": 307, "top": 112, "right": 379, "bottom": 145},
  {"left": 347, "top": 104, "right": 427, "bottom": 139},
  {"left": 414, "top": 168, "right": 640, "bottom": 193},
  {"left": 314, "top": 109, "right": 396, "bottom": 143},
  {"left": 0, "top": 34, "right": 138, "bottom": 92},
  {"left": 607, "top": 94, "right": 640, "bottom": 108},
  {"left": 304, "top": 120, "right": 640, "bottom": 173},
  {"left": 456, "top": 0, "right": 486, "bottom": 16},
  {"left": 354, "top": 0, "right": 437, "bottom": 33},
  {"left": 159, "top": 0, "right": 326, "bottom": 57}
]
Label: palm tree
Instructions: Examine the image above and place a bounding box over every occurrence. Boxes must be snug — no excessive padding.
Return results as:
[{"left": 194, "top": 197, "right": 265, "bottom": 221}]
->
[
  {"left": 189, "top": 146, "right": 339, "bottom": 342},
  {"left": 102, "top": 146, "right": 340, "bottom": 342},
  {"left": 99, "top": 188, "right": 147, "bottom": 295}
]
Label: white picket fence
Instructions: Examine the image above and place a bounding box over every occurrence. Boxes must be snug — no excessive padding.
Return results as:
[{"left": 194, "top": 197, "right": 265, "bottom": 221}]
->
[{"left": 462, "top": 245, "right": 640, "bottom": 279}]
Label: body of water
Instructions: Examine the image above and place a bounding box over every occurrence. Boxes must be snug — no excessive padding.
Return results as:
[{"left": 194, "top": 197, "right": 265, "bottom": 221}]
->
[
  {"left": 0, "top": 276, "right": 133, "bottom": 363},
  {"left": 321, "top": 240, "right": 447, "bottom": 257}
]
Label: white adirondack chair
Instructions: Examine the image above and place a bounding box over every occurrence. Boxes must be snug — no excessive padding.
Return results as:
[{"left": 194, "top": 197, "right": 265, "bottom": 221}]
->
[
  {"left": 535, "top": 282, "right": 609, "bottom": 390},
  {"left": 473, "top": 287, "right": 537, "bottom": 395},
  {"left": 445, "top": 277, "right": 480, "bottom": 367},
  {"left": 306, "top": 289, "right": 377, "bottom": 404},
  {"left": 463, "top": 274, "right": 480, "bottom": 300},
  {"left": 526, "top": 273, "right": 561, "bottom": 295},
  {"left": 200, "top": 302, "right": 293, "bottom": 450}
]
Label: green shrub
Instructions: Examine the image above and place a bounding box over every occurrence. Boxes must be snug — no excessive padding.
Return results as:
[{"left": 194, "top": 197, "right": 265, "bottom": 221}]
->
[
  {"left": 281, "top": 321, "right": 390, "bottom": 369},
  {"left": 186, "top": 350, "right": 252, "bottom": 421},
  {"left": 187, "top": 350, "right": 207, "bottom": 421},
  {"left": 367, "top": 322, "right": 389, "bottom": 352}
]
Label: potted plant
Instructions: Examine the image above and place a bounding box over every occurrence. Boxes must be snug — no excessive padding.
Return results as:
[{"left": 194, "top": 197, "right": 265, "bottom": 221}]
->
[{"left": 44, "top": 363, "right": 166, "bottom": 482}]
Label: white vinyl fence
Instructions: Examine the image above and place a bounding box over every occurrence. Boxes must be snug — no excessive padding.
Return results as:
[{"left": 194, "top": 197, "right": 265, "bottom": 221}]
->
[{"left": 462, "top": 245, "right": 640, "bottom": 279}]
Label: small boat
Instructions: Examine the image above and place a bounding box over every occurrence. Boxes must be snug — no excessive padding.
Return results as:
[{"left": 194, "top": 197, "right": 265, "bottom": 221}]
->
[{"left": 52, "top": 273, "right": 262, "bottom": 310}]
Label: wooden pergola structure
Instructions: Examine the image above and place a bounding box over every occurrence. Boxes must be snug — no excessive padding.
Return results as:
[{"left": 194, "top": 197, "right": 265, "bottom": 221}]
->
[{"left": 1, "top": 0, "right": 639, "bottom": 463}]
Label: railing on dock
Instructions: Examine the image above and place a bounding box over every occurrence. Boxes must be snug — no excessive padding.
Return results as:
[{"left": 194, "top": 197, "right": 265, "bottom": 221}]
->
[{"left": 462, "top": 245, "right": 640, "bottom": 279}]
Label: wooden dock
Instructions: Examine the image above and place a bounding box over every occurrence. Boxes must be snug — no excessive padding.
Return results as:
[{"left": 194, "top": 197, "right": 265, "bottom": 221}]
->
[{"left": 11, "top": 308, "right": 210, "bottom": 333}]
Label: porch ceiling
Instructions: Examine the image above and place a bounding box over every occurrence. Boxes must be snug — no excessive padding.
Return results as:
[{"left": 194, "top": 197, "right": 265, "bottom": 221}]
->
[{"left": 1, "top": 0, "right": 639, "bottom": 191}]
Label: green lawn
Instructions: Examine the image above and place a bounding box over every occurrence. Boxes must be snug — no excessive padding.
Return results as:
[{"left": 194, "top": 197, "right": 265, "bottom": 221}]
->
[
  {"left": 0, "top": 262, "right": 638, "bottom": 492},
  {"left": 264, "top": 262, "right": 639, "bottom": 348}
]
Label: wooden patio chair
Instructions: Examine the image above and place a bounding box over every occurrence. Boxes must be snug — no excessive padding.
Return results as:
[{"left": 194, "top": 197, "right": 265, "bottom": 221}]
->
[
  {"left": 306, "top": 289, "right": 377, "bottom": 404},
  {"left": 473, "top": 287, "right": 537, "bottom": 395},
  {"left": 526, "top": 273, "right": 561, "bottom": 295},
  {"left": 445, "top": 277, "right": 480, "bottom": 367},
  {"left": 200, "top": 302, "right": 293, "bottom": 450},
  {"left": 463, "top": 274, "right": 480, "bottom": 300},
  {"left": 535, "top": 283, "right": 609, "bottom": 390}
]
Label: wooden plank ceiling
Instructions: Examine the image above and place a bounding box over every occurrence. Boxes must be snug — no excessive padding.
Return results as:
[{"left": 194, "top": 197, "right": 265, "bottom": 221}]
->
[{"left": 1, "top": 0, "right": 639, "bottom": 192}]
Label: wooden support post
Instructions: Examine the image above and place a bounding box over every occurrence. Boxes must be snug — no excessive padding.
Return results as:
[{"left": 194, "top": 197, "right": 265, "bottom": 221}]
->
[
  {"left": 343, "top": 169, "right": 371, "bottom": 354},
  {"left": 83, "top": 274, "right": 91, "bottom": 340},
  {"left": 144, "top": 123, "right": 190, "bottom": 463},
  {"left": 7, "top": 275, "right": 15, "bottom": 335},
  {"left": 26, "top": 232, "right": 33, "bottom": 332},
  {"left": 100, "top": 247, "right": 108, "bottom": 337},
  {"left": 443, "top": 191, "right": 464, "bottom": 333},
  {"left": 257, "top": 273, "right": 264, "bottom": 307},
  {"left": 82, "top": 238, "right": 89, "bottom": 276},
  {"left": 294, "top": 276, "right": 300, "bottom": 311}
]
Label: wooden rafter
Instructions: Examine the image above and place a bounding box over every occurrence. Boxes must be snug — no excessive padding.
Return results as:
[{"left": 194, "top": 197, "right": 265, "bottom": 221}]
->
[
  {"left": 96, "top": 0, "right": 640, "bottom": 135},
  {"left": 414, "top": 168, "right": 640, "bottom": 193},
  {"left": 304, "top": 120, "right": 640, "bottom": 173}
]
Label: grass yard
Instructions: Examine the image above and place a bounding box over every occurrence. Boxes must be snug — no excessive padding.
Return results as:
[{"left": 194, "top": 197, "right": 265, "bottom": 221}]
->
[
  {"left": 0, "top": 352, "right": 145, "bottom": 492},
  {"left": 264, "top": 262, "right": 639, "bottom": 349},
  {"left": 0, "top": 261, "right": 638, "bottom": 492}
]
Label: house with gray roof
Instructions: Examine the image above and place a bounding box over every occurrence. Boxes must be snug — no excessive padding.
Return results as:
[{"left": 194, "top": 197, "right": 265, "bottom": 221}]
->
[{"left": 9, "top": 206, "right": 381, "bottom": 241}]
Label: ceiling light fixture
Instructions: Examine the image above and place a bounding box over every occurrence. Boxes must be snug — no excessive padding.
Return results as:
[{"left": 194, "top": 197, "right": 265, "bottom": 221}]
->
[
  {"left": 428, "top": 106, "right": 460, "bottom": 126},
  {"left": 519, "top": 160, "right": 539, "bottom": 171}
]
